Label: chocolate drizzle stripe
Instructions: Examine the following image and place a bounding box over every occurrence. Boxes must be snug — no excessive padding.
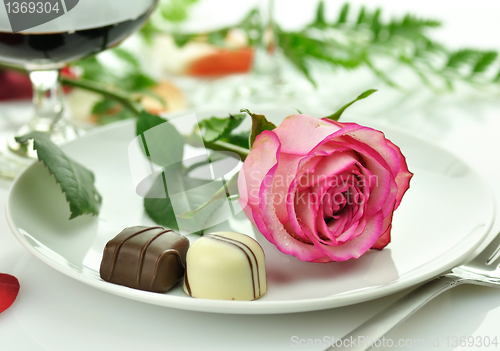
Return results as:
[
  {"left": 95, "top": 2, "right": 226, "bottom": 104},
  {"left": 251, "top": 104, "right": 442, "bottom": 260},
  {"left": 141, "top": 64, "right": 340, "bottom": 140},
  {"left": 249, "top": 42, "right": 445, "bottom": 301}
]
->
[
  {"left": 207, "top": 234, "right": 260, "bottom": 299},
  {"left": 106, "top": 226, "right": 163, "bottom": 281},
  {"left": 211, "top": 235, "right": 261, "bottom": 296},
  {"left": 136, "top": 229, "right": 173, "bottom": 286},
  {"left": 149, "top": 249, "right": 182, "bottom": 289},
  {"left": 184, "top": 263, "right": 192, "bottom": 296}
]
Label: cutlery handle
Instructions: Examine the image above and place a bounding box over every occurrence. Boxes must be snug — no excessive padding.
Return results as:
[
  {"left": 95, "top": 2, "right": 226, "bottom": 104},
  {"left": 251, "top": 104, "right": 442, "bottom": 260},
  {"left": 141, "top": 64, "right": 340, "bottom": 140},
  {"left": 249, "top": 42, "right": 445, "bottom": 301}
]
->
[{"left": 327, "top": 274, "right": 465, "bottom": 351}]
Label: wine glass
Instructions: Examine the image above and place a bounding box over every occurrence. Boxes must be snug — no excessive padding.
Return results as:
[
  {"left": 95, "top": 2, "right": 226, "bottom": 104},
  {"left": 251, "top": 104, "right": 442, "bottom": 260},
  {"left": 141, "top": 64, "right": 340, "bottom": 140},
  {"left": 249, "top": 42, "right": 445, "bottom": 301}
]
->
[
  {"left": 238, "top": 0, "right": 294, "bottom": 104},
  {"left": 0, "top": 0, "right": 158, "bottom": 178}
]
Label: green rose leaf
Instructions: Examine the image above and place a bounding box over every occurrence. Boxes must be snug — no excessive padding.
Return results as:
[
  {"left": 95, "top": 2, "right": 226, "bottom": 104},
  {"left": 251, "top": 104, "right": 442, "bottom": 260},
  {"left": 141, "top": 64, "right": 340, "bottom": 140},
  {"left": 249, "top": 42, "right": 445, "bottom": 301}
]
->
[
  {"left": 144, "top": 169, "right": 227, "bottom": 234},
  {"left": 137, "top": 110, "right": 233, "bottom": 233},
  {"left": 143, "top": 171, "right": 180, "bottom": 231},
  {"left": 136, "top": 110, "right": 169, "bottom": 136},
  {"left": 199, "top": 113, "right": 246, "bottom": 143},
  {"left": 178, "top": 172, "right": 238, "bottom": 219},
  {"left": 15, "top": 132, "right": 102, "bottom": 219},
  {"left": 324, "top": 89, "right": 377, "bottom": 121},
  {"left": 222, "top": 132, "right": 250, "bottom": 149},
  {"left": 136, "top": 110, "right": 184, "bottom": 168},
  {"left": 241, "top": 109, "right": 277, "bottom": 148}
]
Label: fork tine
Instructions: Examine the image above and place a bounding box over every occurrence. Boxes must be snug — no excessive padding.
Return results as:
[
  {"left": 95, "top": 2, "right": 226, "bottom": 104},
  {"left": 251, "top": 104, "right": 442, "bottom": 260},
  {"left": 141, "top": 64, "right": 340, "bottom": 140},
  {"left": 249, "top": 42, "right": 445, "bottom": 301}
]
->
[
  {"left": 472, "top": 231, "right": 500, "bottom": 266},
  {"left": 486, "top": 244, "right": 500, "bottom": 266}
]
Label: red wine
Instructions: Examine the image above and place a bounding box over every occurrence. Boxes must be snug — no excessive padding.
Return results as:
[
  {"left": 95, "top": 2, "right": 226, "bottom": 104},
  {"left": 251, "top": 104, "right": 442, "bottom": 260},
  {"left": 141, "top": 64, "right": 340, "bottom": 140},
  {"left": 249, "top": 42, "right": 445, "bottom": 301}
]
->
[{"left": 0, "top": 7, "right": 153, "bottom": 67}]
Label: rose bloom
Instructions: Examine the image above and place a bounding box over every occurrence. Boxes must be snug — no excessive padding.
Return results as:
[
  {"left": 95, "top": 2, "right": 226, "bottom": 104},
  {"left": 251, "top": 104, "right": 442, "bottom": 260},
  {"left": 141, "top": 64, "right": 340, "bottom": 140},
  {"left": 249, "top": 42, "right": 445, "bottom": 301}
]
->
[{"left": 238, "top": 114, "right": 412, "bottom": 262}]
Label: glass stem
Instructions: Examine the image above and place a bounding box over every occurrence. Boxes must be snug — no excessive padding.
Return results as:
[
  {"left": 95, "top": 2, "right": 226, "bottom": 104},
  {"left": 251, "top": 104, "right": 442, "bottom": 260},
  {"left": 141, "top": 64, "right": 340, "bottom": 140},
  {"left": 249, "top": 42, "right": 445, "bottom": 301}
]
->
[
  {"left": 8, "top": 69, "right": 81, "bottom": 157},
  {"left": 29, "top": 69, "right": 65, "bottom": 133},
  {"left": 253, "top": 0, "right": 279, "bottom": 79},
  {"left": 239, "top": 0, "right": 293, "bottom": 102}
]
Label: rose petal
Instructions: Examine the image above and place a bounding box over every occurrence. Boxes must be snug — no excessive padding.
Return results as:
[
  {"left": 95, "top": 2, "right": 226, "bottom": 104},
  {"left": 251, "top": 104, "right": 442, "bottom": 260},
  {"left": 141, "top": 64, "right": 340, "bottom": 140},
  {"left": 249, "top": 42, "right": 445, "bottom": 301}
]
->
[
  {"left": 0, "top": 273, "right": 20, "bottom": 314},
  {"left": 372, "top": 226, "right": 392, "bottom": 250},
  {"left": 292, "top": 123, "right": 398, "bottom": 220},
  {"left": 260, "top": 174, "right": 325, "bottom": 261},
  {"left": 324, "top": 119, "right": 413, "bottom": 210},
  {"left": 304, "top": 151, "right": 360, "bottom": 188},
  {"left": 371, "top": 206, "right": 395, "bottom": 249},
  {"left": 311, "top": 211, "right": 384, "bottom": 261},
  {"left": 238, "top": 130, "right": 282, "bottom": 242},
  {"left": 270, "top": 152, "right": 304, "bottom": 225},
  {"left": 283, "top": 155, "right": 324, "bottom": 242},
  {"left": 385, "top": 139, "right": 413, "bottom": 209},
  {"left": 287, "top": 151, "right": 359, "bottom": 243},
  {"left": 332, "top": 139, "right": 396, "bottom": 218},
  {"left": 273, "top": 114, "right": 359, "bottom": 155},
  {"left": 323, "top": 119, "right": 402, "bottom": 175}
]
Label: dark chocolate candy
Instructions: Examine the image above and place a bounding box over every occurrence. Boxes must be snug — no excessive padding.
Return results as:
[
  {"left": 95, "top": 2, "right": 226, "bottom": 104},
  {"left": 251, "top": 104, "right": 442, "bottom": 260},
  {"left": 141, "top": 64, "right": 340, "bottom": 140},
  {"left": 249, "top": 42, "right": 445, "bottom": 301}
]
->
[{"left": 100, "top": 226, "right": 189, "bottom": 293}]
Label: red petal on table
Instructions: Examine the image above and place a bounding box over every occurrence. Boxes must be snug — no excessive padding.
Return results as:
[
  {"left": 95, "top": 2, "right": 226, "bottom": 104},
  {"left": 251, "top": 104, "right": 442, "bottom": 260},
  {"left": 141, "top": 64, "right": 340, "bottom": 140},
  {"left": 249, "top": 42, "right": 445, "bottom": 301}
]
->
[
  {"left": 0, "top": 70, "right": 32, "bottom": 101},
  {"left": 0, "top": 66, "right": 77, "bottom": 101},
  {"left": 0, "top": 273, "right": 20, "bottom": 313}
]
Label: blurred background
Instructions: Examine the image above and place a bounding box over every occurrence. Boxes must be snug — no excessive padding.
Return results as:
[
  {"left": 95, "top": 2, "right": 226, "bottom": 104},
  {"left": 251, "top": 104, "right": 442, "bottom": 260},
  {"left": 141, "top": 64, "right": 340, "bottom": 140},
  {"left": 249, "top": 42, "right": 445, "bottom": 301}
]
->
[{"left": 2, "top": 0, "right": 499, "bottom": 131}]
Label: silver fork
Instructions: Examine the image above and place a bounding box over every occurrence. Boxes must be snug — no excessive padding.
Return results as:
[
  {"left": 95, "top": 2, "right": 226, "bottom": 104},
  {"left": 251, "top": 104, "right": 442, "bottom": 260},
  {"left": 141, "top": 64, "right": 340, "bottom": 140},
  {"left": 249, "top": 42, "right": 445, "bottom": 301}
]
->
[{"left": 327, "top": 231, "right": 500, "bottom": 351}]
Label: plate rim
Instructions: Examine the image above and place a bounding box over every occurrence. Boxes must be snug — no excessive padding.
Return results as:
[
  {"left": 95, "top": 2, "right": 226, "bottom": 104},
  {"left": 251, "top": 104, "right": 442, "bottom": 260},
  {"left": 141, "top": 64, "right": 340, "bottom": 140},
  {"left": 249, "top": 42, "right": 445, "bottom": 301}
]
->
[{"left": 5, "top": 115, "right": 496, "bottom": 314}]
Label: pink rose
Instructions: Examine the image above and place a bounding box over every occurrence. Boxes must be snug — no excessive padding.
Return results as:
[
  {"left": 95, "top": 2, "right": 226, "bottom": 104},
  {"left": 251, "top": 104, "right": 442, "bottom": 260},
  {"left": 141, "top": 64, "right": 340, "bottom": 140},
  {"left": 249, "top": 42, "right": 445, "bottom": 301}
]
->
[{"left": 238, "top": 114, "right": 412, "bottom": 262}]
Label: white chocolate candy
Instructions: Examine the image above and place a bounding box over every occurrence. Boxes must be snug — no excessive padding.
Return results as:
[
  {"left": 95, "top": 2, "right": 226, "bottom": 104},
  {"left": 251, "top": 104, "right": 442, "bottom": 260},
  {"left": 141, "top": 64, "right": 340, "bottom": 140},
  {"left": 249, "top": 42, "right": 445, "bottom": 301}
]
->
[{"left": 183, "top": 232, "right": 267, "bottom": 301}]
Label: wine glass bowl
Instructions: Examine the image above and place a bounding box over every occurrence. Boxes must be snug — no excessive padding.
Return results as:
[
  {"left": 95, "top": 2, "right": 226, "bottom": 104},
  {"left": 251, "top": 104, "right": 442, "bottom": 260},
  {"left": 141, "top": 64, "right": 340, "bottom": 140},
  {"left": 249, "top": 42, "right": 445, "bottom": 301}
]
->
[
  {"left": 0, "top": 0, "right": 158, "bottom": 176},
  {"left": 0, "top": 8, "right": 155, "bottom": 68}
]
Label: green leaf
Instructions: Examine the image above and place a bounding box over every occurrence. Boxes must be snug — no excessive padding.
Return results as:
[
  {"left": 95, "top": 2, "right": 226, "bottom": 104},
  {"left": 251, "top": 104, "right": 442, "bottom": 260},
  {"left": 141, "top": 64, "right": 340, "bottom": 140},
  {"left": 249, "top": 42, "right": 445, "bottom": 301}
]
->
[
  {"left": 160, "top": 0, "right": 199, "bottom": 22},
  {"left": 277, "top": 31, "right": 321, "bottom": 87},
  {"left": 95, "top": 106, "right": 136, "bottom": 126},
  {"left": 178, "top": 172, "right": 239, "bottom": 219},
  {"left": 136, "top": 111, "right": 184, "bottom": 168},
  {"left": 144, "top": 169, "right": 228, "bottom": 234},
  {"left": 472, "top": 51, "right": 498, "bottom": 74},
  {"left": 495, "top": 68, "right": 500, "bottom": 83},
  {"left": 15, "top": 132, "right": 102, "bottom": 219},
  {"left": 324, "top": 89, "right": 377, "bottom": 121},
  {"left": 337, "top": 3, "right": 350, "bottom": 24},
  {"left": 184, "top": 151, "right": 228, "bottom": 174},
  {"left": 312, "top": 0, "right": 326, "bottom": 28},
  {"left": 73, "top": 57, "right": 115, "bottom": 83},
  {"left": 113, "top": 48, "right": 141, "bottom": 70},
  {"left": 356, "top": 6, "right": 366, "bottom": 25},
  {"left": 364, "top": 58, "right": 400, "bottom": 88},
  {"left": 136, "top": 110, "right": 167, "bottom": 136},
  {"left": 199, "top": 113, "right": 246, "bottom": 143},
  {"left": 144, "top": 197, "right": 179, "bottom": 230},
  {"left": 207, "top": 29, "right": 230, "bottom": 47},
  {"left": 172, "top": 33, "right": 195, "bottom": 47},
  {"left": 220, "top": 132, "right": 250, "bottom": 150},
  {"left": 121, "top": 72, "right": 156, "bottom": 91},
  {"left": 445, "top": 49, "right": 480, "bottom": 69},
  {"left": 144, "top": 171, "right": 179, "bottom": 231},
  {"left": 139, "top": 21, "right": 161, "bottom": 45},
  {"left": 240, "top": 109, "right": 277, "bottom": 147},
  {"left": 137, "top": 110, "right": 230, "bottom": 233},
  {"left": 370, "top": 8, "right": 382, "bottom": 37},
  {"left": 91, "top": 98, "right": 118, "bottom": 115}
]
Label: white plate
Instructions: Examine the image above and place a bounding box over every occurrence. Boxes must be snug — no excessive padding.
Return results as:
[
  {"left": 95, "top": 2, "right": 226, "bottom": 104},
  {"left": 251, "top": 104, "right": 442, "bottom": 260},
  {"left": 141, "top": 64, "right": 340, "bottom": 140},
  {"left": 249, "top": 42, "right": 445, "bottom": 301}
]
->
[{"left": 6, "top": 109, "right": 495, "bottom": 314}]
